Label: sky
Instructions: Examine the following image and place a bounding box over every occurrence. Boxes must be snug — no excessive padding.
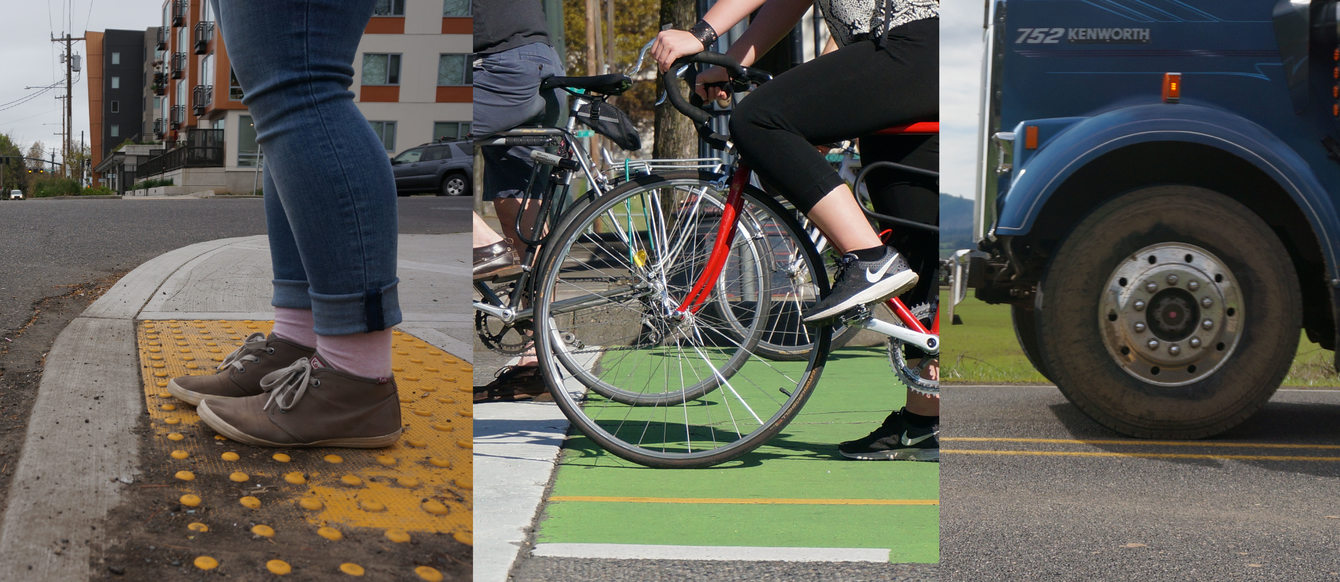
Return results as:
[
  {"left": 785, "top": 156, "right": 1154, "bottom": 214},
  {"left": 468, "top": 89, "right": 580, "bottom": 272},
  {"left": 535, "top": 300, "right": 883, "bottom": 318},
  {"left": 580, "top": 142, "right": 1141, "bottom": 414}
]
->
[
  {"left": 941, "top": 1, "right": 987, "bottom": 200},
  {"left": 0, "top": 0, "right": 164, "bottom": 162}
]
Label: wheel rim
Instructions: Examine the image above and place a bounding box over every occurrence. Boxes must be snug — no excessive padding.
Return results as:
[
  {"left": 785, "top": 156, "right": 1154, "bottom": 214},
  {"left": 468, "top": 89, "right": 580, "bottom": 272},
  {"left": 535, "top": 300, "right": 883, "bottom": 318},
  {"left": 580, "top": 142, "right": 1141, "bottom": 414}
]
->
[
  {"left": 1098, "top": 242, "right": 1243, "bottom": 386},
  {"left": 445, "top": 177, "right": 465, "bottom": 195}
]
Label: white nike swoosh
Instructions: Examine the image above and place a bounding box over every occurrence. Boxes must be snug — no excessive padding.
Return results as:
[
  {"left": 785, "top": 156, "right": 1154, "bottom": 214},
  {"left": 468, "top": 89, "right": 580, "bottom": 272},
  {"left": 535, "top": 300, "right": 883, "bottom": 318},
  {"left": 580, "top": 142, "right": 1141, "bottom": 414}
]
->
[
  {"left": 900, "top": 431, "right": 933, "bottom": 447},
  {"left": 865, "top": 253, "right": 900, "bottom": 283}
]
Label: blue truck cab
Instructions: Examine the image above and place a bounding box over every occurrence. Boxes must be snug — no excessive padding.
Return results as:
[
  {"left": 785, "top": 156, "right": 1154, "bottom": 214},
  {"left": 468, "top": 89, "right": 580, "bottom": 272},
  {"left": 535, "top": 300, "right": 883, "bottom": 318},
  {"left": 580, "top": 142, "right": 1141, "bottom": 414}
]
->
[{"left": 955, "top": 0, "right": 1340, "bottom": 437}]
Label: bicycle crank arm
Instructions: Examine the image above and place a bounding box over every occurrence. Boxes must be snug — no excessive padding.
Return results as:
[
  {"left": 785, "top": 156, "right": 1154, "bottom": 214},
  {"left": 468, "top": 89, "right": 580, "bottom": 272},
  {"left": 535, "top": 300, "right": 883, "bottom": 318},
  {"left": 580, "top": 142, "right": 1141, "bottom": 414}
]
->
[
  {"left": 862, "top": 318, "right": 939, "bottom": 355},
  {"left": 473, "top": 301, "right": 517, "bottom": 324}
]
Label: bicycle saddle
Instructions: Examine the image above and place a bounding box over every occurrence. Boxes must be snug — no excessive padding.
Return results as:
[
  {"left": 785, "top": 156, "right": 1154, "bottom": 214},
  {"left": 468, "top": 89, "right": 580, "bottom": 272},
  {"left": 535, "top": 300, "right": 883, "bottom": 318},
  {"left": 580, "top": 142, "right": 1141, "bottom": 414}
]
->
[{"left": 541, "top": 74, "right": 633, "bottom": 96}]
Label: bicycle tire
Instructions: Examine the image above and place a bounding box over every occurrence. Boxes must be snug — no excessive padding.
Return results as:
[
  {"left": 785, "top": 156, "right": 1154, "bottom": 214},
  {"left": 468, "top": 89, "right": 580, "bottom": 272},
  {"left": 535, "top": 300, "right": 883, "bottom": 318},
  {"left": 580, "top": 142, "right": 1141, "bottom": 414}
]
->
[
  {"left": 542, "top": 175, "right": 770, "bottom": 406},
  {"left": 533, "top": 170, "right": 831, "bottom": 468}
]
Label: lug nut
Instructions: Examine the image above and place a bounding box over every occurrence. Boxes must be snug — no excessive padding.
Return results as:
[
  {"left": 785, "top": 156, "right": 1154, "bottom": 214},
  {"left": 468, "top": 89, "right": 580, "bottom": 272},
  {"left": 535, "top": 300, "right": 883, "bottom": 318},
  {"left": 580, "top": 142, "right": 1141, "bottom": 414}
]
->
[
  {"left": 1147, "top": 339, "right": 1159, "bottom": 350},
  {"left": 1169, "top": 344, "right": 1180, "bottom": 356},
  {"left": 1201, "top": 297, "right": 1213, "bottom": 308},
  {"left": 1202, "top": 319, "right": 1214, "bottom": 330},
  {"left": 1189, "top": 337, "right": 1201, "bottom": 348},
  {"left": 1166, "top": 274, "right": 1179, "bottom": 286},
  {"left": 1145, "top": 282, "right": 1158, "bottom": 293},
  {"left": 1134, "top": 322, "right": 1146, "bottom": 333},
  {"left": 1188, "top": 281, "right": 1200, "bottom": 291},
  {"left": 1133, "top": 300, "right": 1146, "bottom": 311}
]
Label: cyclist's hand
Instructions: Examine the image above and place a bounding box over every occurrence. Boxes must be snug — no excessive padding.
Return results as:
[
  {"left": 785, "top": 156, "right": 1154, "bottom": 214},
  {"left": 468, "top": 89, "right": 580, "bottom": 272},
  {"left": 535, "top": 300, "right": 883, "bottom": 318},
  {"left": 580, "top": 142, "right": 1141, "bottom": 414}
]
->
[
  {"left": 652, "top": 29, "right": 704, "bottom": 72},
  {"left": 694, "top": 66, "right": 730, "bottom": 104}
]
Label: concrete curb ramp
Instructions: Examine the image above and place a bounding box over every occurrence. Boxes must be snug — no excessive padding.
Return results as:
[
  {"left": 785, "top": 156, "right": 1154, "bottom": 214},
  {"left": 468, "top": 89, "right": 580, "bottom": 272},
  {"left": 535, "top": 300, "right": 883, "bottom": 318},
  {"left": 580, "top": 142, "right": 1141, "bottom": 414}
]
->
[{"left": 0, "top": 235, "right": 469, "bottom": 580}]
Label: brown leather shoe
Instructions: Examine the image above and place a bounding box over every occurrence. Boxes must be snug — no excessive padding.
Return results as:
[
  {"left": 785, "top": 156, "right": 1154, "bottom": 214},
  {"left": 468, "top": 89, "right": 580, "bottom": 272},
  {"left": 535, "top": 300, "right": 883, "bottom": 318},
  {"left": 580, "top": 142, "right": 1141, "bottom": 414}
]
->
[
  {"left": 474, "top": 240, "right": 521, "bottom": 281},
  {"left": 197, "top": 356, "right": 403, "bottom": 448},
  {"left": 167, "top": 333, "right": 316, "bottom": 406}
]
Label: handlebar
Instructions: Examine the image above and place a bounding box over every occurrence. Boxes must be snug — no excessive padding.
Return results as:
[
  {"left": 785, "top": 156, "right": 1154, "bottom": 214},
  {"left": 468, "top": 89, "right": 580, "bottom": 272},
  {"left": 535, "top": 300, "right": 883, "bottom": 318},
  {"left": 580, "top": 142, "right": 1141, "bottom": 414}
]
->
[{"left": 660, "top": 51, "right": 772, "bottom": 150}]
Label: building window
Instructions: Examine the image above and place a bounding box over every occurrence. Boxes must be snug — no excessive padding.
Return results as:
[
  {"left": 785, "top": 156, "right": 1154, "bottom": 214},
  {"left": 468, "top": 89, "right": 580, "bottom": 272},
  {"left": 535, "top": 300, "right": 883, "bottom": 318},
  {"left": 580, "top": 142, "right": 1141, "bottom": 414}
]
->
[
  {"left": 443, "top": 0, "right": 469, "bottom": 16},
  {"left": 362, "top": 53, "right": 400, "bottom": 85},
  {"left": 202, "top": 0, "right": 214, "bottom": 22},
  {"left": 111, "top": 51, "right": 121, "bottom": 65},
  {"left": 369, "top": 121, "right": 396, "bottom": 152},
  {"left": 373, "top": 0, "right": 405, "bottom": 16},
  {"left": 438, "top": 54, "right": 470, "bottom": 86},
  {"left": 433, "top": 122, "right": 470, "bottom": 141},
  {"left": 238, "top": 115, "right": 261, "bottom": 167},
  {"left": 111, "top": 76, "right": 120, "bottom": 89},
  {"left": 229, "top": 69, "right": 244, "bottom": 100},
  {"left": 110, "top": 124, "right": 120, "bottom": 138},
  {"left": 202, "top": 54, "right": 213, "bottom": 86},
  {"left": 111, "top": 101, "right": 120, "bottom": 114}
]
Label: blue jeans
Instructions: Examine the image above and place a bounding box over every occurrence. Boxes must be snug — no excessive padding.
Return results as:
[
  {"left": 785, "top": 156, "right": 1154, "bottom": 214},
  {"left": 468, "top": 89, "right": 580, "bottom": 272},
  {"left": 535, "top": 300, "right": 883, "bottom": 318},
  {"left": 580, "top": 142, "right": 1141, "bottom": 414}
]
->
[
  {"left": 212, "top": 0, "right": 400, "bottom": 335},
  {"left": 472, "top": 42, "right": 565, "bottom": 199}
]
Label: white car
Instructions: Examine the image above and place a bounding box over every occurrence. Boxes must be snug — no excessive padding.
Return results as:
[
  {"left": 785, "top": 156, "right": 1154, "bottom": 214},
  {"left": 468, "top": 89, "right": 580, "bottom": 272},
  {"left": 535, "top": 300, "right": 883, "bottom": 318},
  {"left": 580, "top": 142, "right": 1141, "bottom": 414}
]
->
[{"left": 8, "top": 190, "right": 21, "bottom": 200}]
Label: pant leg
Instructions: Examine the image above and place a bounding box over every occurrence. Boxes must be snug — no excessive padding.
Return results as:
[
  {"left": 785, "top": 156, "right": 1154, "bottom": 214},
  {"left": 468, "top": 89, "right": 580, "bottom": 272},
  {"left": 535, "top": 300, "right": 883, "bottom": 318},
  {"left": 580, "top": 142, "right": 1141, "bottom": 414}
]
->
[
  {"left": 262, "top": 168, "right": 311, "bottom": 310},
  {"left": 863, "top": 134, "right": 939, "bottom": 305},
  {"left": 215, "top": 0, "right": 400, "bottom": 335},
  {"left": 729, "top": 18, "right": 939, "bottom": 213},
  {"left": 472, "top": 42, "right": 564, "bottom": 200}
]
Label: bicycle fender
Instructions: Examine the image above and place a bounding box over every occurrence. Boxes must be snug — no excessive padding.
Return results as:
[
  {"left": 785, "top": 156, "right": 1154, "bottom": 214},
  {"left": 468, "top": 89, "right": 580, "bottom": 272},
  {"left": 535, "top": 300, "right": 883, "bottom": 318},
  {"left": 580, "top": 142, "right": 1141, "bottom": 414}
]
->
[{"left": 997, "top": 103, "right": 1340, "bottom": 280}]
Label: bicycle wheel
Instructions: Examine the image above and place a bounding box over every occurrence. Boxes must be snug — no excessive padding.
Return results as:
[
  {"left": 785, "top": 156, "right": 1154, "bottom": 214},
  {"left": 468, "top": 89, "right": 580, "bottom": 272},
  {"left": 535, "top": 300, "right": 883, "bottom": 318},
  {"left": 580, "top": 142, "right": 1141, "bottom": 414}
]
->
[{"left": 533, "top": 170, "right": 831, "bottom": 468}]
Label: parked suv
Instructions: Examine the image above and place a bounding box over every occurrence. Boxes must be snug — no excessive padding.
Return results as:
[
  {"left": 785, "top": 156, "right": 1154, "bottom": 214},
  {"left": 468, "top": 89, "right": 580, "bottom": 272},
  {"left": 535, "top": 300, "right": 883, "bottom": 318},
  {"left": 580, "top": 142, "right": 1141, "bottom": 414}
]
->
[
  {"left": 8, "top": 190, "right": 22, "bottom": 200},
  {"left": 391, "top": 140, "right": 471, "bottom": 197}
]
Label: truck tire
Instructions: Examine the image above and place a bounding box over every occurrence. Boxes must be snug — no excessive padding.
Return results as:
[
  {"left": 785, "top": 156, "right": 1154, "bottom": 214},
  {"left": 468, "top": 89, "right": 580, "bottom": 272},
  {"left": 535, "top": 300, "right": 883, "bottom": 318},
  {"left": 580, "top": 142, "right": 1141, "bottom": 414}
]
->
[
  {"left": 1036, "top": 186, "right": 1300, "bottom": 438},
  {"left": 440, "top": 172, "right": 469, "bottom": 196},
  {"left": 1011, "top": 302, "right": 1052, "bottom": 383}
]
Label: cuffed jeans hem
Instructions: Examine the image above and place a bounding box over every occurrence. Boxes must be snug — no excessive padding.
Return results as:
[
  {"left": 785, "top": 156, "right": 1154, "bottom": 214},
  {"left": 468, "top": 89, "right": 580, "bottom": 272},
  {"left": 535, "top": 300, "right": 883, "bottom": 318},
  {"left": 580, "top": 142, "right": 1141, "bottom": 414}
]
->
[
  {"left": 272, "top": 279, "right": 314, "bottom": 311},
  {"left": 309, "top": 279, "right": 403, "bottom": 335}
]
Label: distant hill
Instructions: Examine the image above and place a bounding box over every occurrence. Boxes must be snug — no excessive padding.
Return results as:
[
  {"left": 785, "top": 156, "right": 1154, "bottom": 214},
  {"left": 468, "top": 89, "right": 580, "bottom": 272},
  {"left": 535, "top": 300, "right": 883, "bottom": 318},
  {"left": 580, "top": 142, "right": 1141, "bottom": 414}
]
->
[{"left": 940, "top": 194, "right": 974, "bottom": 258}]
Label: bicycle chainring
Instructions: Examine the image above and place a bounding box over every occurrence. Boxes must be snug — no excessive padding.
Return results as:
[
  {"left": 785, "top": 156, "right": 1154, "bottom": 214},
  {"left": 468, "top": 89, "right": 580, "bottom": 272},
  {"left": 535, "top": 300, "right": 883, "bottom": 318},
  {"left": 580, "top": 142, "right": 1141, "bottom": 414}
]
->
[
  {"left": 475, "top": 310, "right": 534, "bottom": 355},
  {"left": 887, "top": 301, "right": 939, "bottom": 397}
]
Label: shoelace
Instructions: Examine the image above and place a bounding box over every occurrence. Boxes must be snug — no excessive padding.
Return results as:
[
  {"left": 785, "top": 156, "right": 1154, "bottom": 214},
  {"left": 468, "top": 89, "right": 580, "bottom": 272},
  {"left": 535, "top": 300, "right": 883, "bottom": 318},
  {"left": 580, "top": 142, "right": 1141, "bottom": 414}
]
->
[
  {"left": 831, "top": 253, "right": 858, "bottom": 284},
  {"left": 217, "top": 332, "right": 269, "bottom": 371},
  {"left": 259, "top": 357, "right": 319, "bottom": 412}
]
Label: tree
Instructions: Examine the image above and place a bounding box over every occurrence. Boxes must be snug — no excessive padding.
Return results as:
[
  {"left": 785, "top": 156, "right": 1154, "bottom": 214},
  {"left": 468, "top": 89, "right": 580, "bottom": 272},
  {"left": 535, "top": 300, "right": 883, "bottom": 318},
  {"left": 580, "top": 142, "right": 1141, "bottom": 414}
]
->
[
  {"left": 652, "top": 0, "right": 697, "bottom": 160},
  {"left": 0, "top": 134, "right": 25, "bottom": 193},
  {"left": 562, "top": 0, "right": 662, "bottom": 150},
  {"left": 26, "top": 141, "right": 45, "bottom": 171}
]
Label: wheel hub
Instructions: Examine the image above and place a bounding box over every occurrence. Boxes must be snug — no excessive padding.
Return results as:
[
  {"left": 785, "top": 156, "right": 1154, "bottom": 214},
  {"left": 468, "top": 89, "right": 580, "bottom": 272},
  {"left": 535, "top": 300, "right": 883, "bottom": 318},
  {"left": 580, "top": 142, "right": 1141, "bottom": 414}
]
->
[{"left": 1098, "top": 243, "right": 1242, "bottom": 386}]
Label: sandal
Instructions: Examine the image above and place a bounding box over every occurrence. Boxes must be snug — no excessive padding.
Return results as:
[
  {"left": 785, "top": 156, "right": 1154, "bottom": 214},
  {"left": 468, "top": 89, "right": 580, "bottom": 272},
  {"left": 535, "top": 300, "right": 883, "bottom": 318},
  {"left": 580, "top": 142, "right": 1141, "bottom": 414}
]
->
[{"left": 473, "top": 365, "right": 549, "bottom": 403}]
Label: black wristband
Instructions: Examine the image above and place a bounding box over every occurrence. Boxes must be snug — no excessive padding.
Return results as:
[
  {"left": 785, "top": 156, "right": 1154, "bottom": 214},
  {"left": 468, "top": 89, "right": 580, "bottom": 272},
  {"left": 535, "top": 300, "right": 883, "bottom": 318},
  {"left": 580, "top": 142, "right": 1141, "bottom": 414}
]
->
[{"left": 689, "top": 19, "right": 719, "bottom": 50}]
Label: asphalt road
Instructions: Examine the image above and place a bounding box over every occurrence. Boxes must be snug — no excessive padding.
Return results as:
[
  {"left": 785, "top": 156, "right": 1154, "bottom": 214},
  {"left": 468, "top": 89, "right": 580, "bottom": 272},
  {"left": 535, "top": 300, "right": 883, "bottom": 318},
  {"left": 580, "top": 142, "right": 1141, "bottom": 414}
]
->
[
  {"left": 0, "top": 195, "right": 466, "bottom": 334},
  {"left": 941, "top": 384, "right": 1340, "bottom": 581}
]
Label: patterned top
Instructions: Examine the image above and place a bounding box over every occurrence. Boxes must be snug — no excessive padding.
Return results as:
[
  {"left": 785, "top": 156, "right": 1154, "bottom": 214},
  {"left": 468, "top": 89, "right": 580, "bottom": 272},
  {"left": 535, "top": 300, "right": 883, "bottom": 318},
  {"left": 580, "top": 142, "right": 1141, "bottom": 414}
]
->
[{"left": 817, "top": 0, "right": 938, "bottom": 47}]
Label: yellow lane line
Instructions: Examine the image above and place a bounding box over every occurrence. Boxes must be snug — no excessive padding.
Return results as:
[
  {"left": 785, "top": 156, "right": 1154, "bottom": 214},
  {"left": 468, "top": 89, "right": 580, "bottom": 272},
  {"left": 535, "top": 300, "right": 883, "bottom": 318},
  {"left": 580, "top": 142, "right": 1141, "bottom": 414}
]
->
[
  {"left": 548, "top": 496, "right": 939, "bottom": 506},
  {"left": 944, "top": 437, "right": 1340, "bottom": 450},
  {"left": 944, "top": 448, "right": 1340, "bottom": 462}
]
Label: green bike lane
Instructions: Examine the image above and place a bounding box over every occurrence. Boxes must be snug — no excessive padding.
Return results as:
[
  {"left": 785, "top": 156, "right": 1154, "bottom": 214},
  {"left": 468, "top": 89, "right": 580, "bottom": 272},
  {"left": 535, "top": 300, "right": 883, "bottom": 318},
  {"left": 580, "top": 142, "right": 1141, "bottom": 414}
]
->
[{"left": 529, "top": 347, "right": 939, "bottom": 564}]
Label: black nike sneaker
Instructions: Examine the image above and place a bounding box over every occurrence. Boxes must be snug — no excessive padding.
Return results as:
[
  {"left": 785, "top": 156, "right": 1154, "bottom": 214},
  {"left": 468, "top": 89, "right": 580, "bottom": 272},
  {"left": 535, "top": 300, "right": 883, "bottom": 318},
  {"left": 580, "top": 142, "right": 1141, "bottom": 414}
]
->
[
  {"left": 838, "top": 408, "right": 940, "bottom": 461},
  {"left": 802, "top": 246, "right": 918, "bottom": 325}
]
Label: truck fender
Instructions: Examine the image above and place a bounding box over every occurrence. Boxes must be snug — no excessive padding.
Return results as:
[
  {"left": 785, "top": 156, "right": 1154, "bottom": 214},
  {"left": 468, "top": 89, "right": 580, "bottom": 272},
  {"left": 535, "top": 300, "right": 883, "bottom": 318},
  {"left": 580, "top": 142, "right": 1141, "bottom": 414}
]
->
[{"left": 997, "top": 103, "right": 1340, "bottom": 279}]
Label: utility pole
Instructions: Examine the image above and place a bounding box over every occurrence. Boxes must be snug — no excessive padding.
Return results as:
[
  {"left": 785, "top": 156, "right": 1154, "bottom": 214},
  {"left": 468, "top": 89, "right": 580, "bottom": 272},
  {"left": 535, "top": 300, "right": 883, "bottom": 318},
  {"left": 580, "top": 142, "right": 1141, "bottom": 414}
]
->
[{"left": 52, "top": 33, "right": 84, "bottom": 179}]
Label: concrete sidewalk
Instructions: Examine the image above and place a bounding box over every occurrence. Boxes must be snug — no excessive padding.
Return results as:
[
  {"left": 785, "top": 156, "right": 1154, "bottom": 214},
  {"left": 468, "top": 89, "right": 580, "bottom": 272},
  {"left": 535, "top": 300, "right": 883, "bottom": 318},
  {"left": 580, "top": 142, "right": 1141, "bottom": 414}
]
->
[{"left": 0, "top": 234, "right": 470, "bottom": 580}]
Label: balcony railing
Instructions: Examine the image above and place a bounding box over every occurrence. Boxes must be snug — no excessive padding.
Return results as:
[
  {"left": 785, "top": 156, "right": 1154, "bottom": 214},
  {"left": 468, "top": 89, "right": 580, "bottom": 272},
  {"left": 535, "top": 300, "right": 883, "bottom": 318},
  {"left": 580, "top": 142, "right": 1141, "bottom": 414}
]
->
[
  {"left": 192, "top": 85, "right": 213, "bottom": 116},
  {"left": 170, "top": 105, "right": 185, "bottom": 129},
  {"left": 170, "top": 52, "right": 185, "bottom": 79},
  {"left": 139, "top": 129, "right": 225, "bottom": 177},
  {"left": 155, "top": 28, "right": 167, "bottom": 51},
  {"left": 193, "top": 22, "right": 213, "bottom": 54},
  {"left": 153, "top": 119, "right": 164, "bottom": 140},
  {"left": 172, "top": 0, "right": 187, "bottom": 26}
]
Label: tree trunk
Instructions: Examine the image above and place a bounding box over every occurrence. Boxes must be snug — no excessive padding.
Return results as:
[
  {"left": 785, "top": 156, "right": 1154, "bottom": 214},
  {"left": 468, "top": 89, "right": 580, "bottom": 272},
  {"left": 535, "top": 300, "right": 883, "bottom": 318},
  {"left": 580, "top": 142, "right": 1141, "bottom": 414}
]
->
[{"left": 652, "top": 0, "right": 697, "bottom": 160}]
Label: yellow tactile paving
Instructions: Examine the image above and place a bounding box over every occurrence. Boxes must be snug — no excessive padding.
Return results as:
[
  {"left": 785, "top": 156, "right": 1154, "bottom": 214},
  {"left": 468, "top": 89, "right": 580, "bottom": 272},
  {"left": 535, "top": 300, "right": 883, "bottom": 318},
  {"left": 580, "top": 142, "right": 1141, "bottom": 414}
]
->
[{"left": 136, "top": 320, "right": 471, "bottom": 578}]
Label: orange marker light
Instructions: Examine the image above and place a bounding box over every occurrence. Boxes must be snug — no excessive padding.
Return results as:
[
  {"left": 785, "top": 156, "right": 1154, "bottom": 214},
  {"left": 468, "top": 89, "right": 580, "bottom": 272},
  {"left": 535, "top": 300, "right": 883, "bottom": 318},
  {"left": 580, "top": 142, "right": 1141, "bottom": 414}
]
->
[
  {"left": 1024, "top": 125, "right": 1039, "bottom": 150},
  {"left": 1162, "top": 72, "right": 1181, "bottom": 103}
]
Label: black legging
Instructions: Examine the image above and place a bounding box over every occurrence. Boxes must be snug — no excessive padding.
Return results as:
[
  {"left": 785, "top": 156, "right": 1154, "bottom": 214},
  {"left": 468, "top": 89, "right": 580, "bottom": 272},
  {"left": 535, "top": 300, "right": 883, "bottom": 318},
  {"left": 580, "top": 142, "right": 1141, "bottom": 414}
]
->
[{"left": 729, "top": 17, "right": 938, "bottom": 214}]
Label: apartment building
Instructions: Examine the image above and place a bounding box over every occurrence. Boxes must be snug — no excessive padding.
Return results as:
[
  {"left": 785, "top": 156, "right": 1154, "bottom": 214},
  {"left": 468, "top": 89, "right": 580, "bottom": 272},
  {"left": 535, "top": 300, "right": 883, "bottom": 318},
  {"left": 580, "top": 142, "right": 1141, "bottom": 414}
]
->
[
  {"left": 91, "top": 0, "right": 472, "bottom": 194},
  {"left": 86, "top": 28, "right": 157, "bottom": 189}
]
